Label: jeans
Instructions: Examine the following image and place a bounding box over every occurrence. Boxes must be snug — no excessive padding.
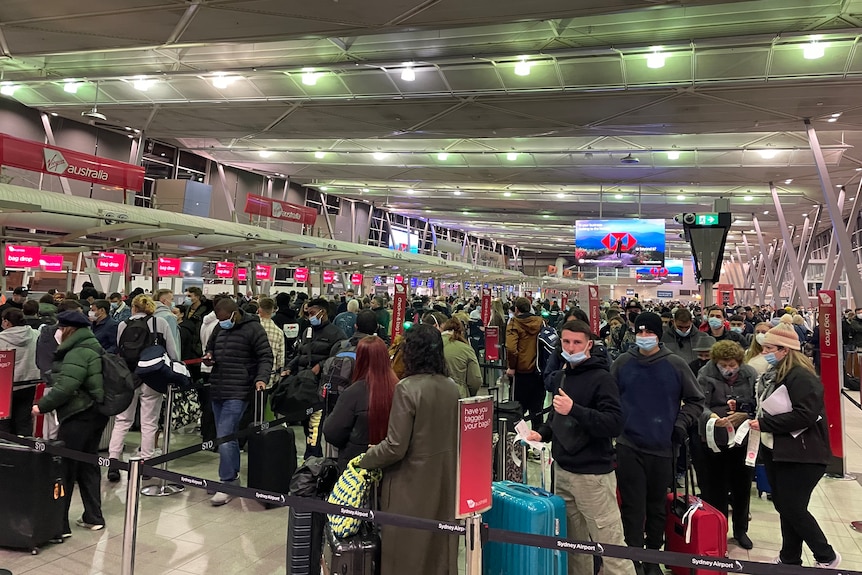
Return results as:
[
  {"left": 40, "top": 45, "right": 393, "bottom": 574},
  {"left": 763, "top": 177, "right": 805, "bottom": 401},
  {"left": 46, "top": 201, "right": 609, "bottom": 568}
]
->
[
  {"left": 109, "top": 384, "right": 164, "bottom": 460},
  {"left": 57, "top": 406, "right": 108, "bottom": 532},
  {"left": 616, "top": 443, "right": 673, "bottom": 550},
  {"left": 197, "top": 376, "right": 216, "bottom": 444},
  {"left": 212, "top": 399, "right": 248, "bottom": 482}
]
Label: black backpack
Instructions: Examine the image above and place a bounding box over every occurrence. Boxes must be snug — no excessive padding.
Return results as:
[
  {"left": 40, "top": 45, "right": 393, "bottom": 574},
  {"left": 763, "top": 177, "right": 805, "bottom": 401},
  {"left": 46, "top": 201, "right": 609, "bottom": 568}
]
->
[
  {"left": 97, "top": 349, "right": 136, "bottom": 416},
  {"left": 119, "top": 317, "right": 162, "bottom": 371},
  {"left": 536, "top": 322, "right": 558, "bottom": 373},
  {"left": 319, "top": 342, "right": 357, "bottom": 415}
]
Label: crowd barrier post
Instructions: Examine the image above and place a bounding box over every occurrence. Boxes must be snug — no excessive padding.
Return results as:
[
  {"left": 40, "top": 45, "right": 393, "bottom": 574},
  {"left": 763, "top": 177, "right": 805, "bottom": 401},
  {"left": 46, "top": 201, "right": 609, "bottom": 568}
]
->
[
  {"left": 141, "top": 385, "right": 184, "bottom": 497},
  {"left": 121, "top": 456, "right": 143, "bottom": 575},
  {"left": 464, "top": 513, "right": 483, "bottom": 575}
]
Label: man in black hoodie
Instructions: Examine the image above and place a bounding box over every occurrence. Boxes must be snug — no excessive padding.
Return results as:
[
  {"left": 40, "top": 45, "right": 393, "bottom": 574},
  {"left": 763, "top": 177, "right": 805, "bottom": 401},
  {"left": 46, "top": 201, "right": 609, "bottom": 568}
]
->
[{"left": 527, "top": 320, "right": 633, "bottom": 575}]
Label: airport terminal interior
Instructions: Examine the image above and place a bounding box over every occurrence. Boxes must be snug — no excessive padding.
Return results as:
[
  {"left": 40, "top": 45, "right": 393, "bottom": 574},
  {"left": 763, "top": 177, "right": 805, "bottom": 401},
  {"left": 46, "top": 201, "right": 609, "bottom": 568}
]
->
[{"left": 3, "top": 0, "right": 862, "bottom": 573}]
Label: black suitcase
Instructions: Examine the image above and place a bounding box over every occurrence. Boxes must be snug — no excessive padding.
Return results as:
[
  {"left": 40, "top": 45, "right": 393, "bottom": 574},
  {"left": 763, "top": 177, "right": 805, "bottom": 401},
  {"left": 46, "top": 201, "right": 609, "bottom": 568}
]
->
[
  {"left": 323, "top": 523, "right": 380, "bottom": 575},
  {"left": 286, "top": 457, "right": 340, "bottom": 575},
  {"left": 0, "top": 440, "right": 65, "bottom": 553},
  {"left": 247, "top": 390, "right": 297, "bottom": 509}
]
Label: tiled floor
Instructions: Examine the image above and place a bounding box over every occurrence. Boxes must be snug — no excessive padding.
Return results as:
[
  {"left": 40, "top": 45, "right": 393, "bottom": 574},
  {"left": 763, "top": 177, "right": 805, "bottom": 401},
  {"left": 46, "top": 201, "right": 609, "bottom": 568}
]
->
[{"left": 4, "top": 392, "right": 862, "bottom": 574}]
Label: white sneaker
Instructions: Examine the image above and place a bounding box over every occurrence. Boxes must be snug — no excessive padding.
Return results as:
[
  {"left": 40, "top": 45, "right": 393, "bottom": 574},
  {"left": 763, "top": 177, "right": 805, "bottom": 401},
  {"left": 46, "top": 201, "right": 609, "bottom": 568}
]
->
[
  {"left": 815, "top": 552, "right": 841, "bottom": 569},
  {"left": 210, "top": 491, "right": 233, "bottom": 506}
]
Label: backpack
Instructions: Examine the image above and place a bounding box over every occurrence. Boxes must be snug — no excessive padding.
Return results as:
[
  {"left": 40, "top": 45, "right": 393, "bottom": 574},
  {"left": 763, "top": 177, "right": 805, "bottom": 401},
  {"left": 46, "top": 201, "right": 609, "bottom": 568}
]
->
[
  {"left": 97, "top": 350, "right": 136, "bottom": 416},
  {"left": 319, "top": 342, "right": 357, "bottom": 415},
  {"left": 536, "top": 322, "right": 558, "bottom": 373},
  {"left": 118, "top": 317, "right": 163, "bottom": 371}
]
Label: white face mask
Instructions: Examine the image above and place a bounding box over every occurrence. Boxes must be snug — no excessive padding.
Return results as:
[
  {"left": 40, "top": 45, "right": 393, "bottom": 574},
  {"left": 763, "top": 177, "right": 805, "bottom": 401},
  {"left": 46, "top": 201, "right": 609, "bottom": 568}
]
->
[
  {"left": 755, "top": 333, "right": 767, "bottom": 346},
  {"left": 88, "top": 311, "right": 97, "bottom": 320},
  {"left": 54, "top": 329, "right": 64, "bottom": 345}
]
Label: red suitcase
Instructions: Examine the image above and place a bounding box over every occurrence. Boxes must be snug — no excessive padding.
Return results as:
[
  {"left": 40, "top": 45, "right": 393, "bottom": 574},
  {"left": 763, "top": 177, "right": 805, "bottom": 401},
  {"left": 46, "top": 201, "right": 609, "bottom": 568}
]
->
[{"left": 665, "top": 445, "right": 728, "bottom": 575}]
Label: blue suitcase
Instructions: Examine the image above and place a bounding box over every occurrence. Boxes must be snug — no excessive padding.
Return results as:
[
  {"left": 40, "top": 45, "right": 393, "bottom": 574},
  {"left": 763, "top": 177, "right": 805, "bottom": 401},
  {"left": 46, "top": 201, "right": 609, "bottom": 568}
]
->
[
  {"left": 755, "top": 464, "right": 772, "bottom": 499},
  {"left": 483, "top": 480, "right": 567, "bottom": 575}
]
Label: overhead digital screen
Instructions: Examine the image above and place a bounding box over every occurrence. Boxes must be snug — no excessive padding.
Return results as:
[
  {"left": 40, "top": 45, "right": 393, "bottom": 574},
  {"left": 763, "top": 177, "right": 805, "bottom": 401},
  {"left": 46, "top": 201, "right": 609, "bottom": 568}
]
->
[
  {"left": 390, "top": 227, "right": 419, "bottom": 254},
  {"left": 575, "top": 219, "right": 666, "bottom": 267},
  {"left": 636, "top": 259, "right": 683, "bottom": 284}
]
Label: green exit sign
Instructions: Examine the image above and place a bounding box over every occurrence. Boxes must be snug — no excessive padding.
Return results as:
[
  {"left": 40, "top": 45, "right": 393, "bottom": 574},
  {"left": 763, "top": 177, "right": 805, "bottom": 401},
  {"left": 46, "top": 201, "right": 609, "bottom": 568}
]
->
[{"left": 696, "top": 213, "right": 719, "bottom": 225}]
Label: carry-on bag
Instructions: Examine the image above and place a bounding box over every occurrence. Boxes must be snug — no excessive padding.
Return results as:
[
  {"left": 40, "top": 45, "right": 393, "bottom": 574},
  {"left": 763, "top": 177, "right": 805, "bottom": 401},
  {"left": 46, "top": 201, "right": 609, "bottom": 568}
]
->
[
  {"left": 665, "top": 441, "right": 728, "bottom": 575},
  {"left": 0, "top": 440, "right": 65, "bottom": 553},
  {"left": 247, "top": 389, "right": 297, "bottom": 509},
  {"left": 287, "top": 457, "right": 340, "bottom": 575},
  {"left": 322, "top": 483, "right": 380, "bottom": 575}
]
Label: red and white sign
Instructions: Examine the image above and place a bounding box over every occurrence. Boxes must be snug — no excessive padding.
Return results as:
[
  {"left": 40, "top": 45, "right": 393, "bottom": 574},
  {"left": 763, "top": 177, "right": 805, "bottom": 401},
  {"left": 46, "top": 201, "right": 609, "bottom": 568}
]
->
[
  {"left": 96, "top": 252, "right": 126, "bottom": 273},
  {"left": 524, "top": 290, "right": 533, "bottom": 299},
  {"left": 394, "top": 275, "right": 403, "bottom": 284},
  {"left": 561, "top": 292, "right": 568, "bottom": 309},
  {"left": 39, "top": 254, "right": 64, "bottom": 272},
  {"left": 588, "top": 285, "right": 600, "bottom": 336},
  {"left": 0, "top": 350, "right": 15, "bottom": 420},
  {"left": 157, "top": 257, "right": 182, "bottom": 277},
  {"left": 256, "top": 264, "right": 272, "bottom": 281},
  {"left": 484, "top": 326, "right": 499, "bottom": 362},
  {"left": 244, "top": 193, "right": 317, "bottom": 226},
  {"left": 716, "top": 283, "right": 735, "bottom": 307},
  {"left": 237, "top": 268, "right": 248, "bottom": 282},
  {"left": 456, "top": 396, "right": 493, "bottom": 518},
  {"left": 391, "top": 282, "right": 408, "bottom": 341},
  {"left": 350, "top": 273, "right": 363, "bottom": 286},
  {"left": 0, "top": 133, "right": 145, "bottom": 191},
  {"left": 294, "top": 267, "right": 309, "bottom": 283},
  {"left": 481, "top": 288, "right": 492, "bottom": 325},
  {"left": 818, "top": 290, "right": 845, "bottom": 475},
  {"left": 5, "top": 245, "right": 42, "bottom": 268},
  {"left": 323, "top": 270, "right": 336, "bottom": 284},
  {"left": 215, "top": 261, "right": 235, "bottom": 278}
]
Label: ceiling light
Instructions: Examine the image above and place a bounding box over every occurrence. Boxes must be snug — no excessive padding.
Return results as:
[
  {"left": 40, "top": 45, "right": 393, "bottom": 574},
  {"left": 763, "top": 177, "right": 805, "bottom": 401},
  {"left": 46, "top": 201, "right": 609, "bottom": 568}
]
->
[
  {"left": 503, "top": 192, "right": 512, "bottom": 197},
  {"left": 63, "top": 80, "right": 83, "bottom": 94},
  {"left": 744, "top": 195, "right": 753, "bottom": 201},
  {"left": 50, "top": 112, "right": 58, "bottom": 117},
  {"left": 647, "top": 47, "right": 666, "bottom": 69},
  {"left": 763, "top": 210, "right": 769, "bottom": 215},
  {"left": 212, "top": 74, "right": 238, "bottom": 89},
  {"left": 361, "top": 188, "right": 369, "bottom": 193},
  {"left": 406, "top": 189, "right": 415, "bottom": 194},
  {"left": 314, "top": 151, "right": 326, "bottom": 159},
  {"left": 0, "top": 84, "right": 20, "bottom": 96},
  {"left": 831, "top": 112, "right": 842, "bottom": 118},
  {"left": 506, "top": 152, "right": 518, "bottom": 161},
  {"left": 437, "top": 152, "right": 449, "bottom": 161},
  {"left": 850, "top": 197, "right": 857, "bottom": 202},
  {"left": 827, "top": 118, "right": 838, "bottom": 123},
  {"left": 401, "top": 64, "right": 415, "bottom": 82},
  {"left": 667, "top": 151, "right": 680, "bottom": 160},
  {"left": 454, "top": 190, "right": 462, "bottom": 196},
  {"left": 373, "top": 152, "right": 388, "bottom": 160},
  {"left": 258, "top": 150, "right": 273, "bottom": 158},
  {"left": 620, "top": 154, "right": 639, "bottom": 164},
  {"left": 127, "top": 134, "right": 135, "bottom": 139},
  {"left": 614, "top": 194, "right": 623, "bottom": 199},
  {"left": 301, "top": 68, "right": 320, "bottom": 86},
  {"left": 677, "top": 194, "right": 686, "bottom": 200},
  {"left": 556, "top": 193, "right": 565, "bottom": 199},
  {"left": 542, "top": 215, "right": 551, "bottom": 219},
  {"left": 803, "top": 37, "right": 825, "bottom": 60},
  {"left": 319, "top": 186, "right": 329, "bottom": 191},
  {"left": 133, "top": 76, "right": 155, "bottom": 91},
  {"left": 784, "top": 179, "right": 793, "bottom": 184},
  {"left": 514, "top": 57, "right": 531, "bottom": 76},
  {"left": 758, "top": 149, "right": 777, "bottom": 159}
]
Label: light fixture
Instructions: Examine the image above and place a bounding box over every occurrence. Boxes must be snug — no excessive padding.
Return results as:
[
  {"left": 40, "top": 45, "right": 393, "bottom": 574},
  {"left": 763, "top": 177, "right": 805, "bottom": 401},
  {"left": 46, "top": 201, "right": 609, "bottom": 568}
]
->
[
  {"left": 647, "top": 47, "right": 666, "bottom": 69},
  {"left": 784, "top": 179, "right": 793, "bottom": 184},
  {"left": 406, "top": 189, "right": 415, "bottom": 194},
  {"left": 133, "top": 76, "right": 155, "bottom": 91},
  {"left": 319, "top": 186, "right": 329, "bottom": 191},
  {"left": 542, "top": 214, "right": 551, "bottom": 219},
  {"left": 301, "top": 68, "right": 319, "bottom": 86},
  {"left": 437, "top": 152, "right": 449, "bottom": 161},
  {"left": 759, "top": 149, "right": 777, "bottom": 159},
  {"left": 744, "top": 195, "right": 753, "bottom": 201},
  {"left": 763, "top": 210, "right": 769, "bottom": 215},
  {"left": 856, "top": 167, "right": 862, "bottom": 172},
  {"left": 50, "top": 112, "right": 58, "bottom": 117},
  {"left": 503, "top": 192, "right": 512, "bottom": 197},
  {"left": 401, "top": 64, "right": 415, "bottom": 82},
  {"left": 850, "top": 197, "right": 857, "bottom": 202},
  {"left": 677, "top": 194, "right": 686, "bottom": 200},
  {"left": 514, "top": 57, "right": 531, "bottom": 77},
  {"left": 831, "top": 113, "right": 842, "bottom": 118},
  {"left": 667, "top": 150, "right": 680, "bottom": 160},
  {"left": 212, "top": 74, "right": 238, "bottom": 89},
  {"left": 0, "top": 83, "right": 19, "bottom": 96},
  {"left": 827, "top": 118, "right": 838, "bottom": 123},
  {"left": 361, "top": 188, "right": 369, "bottom": 193},
  {"left": 614, "top": 194, "right": 623, "bottom": 199},
  {"left": 63, "top": 80, "right": 83, "bottom": 94},
  {"left": 258, "top": 150, "right": 273, "bottom": 158},
  {"left": 314, "top": 151, "right": 327, "bottom": 159},
  {"left": 454, "top": 190, "right": 462, "bottom": 196},
  {"left": 803, "top": 36, "right": 825, "bottom": 60},
  {"left": 556, "top": 193, "right": 565, "bottom": 199},
  {"left": 506, "top": 152, "right": 518, "bottom": 161},
  {"left": 372, "top": 152, "right": 388, "bottom": 160}
]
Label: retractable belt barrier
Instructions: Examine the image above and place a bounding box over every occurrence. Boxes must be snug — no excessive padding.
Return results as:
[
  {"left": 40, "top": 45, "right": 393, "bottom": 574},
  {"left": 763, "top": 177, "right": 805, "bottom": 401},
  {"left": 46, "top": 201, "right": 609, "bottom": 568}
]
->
[
  {"left": 0, "top": 429, "right": 853, "bottom": 575},
  {"left": 842, "top": 388, "right": 862, "bottom": 411}
]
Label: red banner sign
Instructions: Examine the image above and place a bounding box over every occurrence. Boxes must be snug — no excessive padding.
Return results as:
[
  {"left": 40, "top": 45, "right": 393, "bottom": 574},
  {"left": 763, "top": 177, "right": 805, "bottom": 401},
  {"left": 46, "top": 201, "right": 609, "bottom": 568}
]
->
[
  {"left": 484, "top": 326, "right": 499, "bottom": 361},
  {"left": 0, "top": 133, "right": 145, "bottom": 191},
  {"left": 561, "top": 292, "right": 568, "bottom": 309},
  {"left": 5, "top": 245, "right": 42, "bottom": 268},
  {"left": 0, "top": 349, "right": 14, "bottom": 420},
  {"left": 481, "top": 288, "right": 492, "bottom": 326},
  {"left": 323, "top": 270, "right": 336, "bottom": 284},
  {"left": 394, "top": 275, "right": 403, "bottom": 284},
  {"left": 215, "top": 261, "right": 235, "bottom": 278},
  {"left": 96, "top": 252, "right": 126, "bottom": 273},
  {"left": 157, "top": 257, "right": 182, "bottom": 277},
  {"left": 39, "top": 254, "right": 64, "bottom": 272},
  {"left": 294, "top": 267, "right": 309, "bottom": 283},
  {"left": 391, "top": 282, "right": 408, "bottom": 341},
  {"left": 818, "top": 290, "right": 845, "bottom": 474},
  {"left": 716, "top": 283, "right": 735, "bottom": 307},
  {"left": 588, "top": 285, "right": 600, "bottom": 336},
  {"left": 237, "top": 268, "right": 248, "bottom": 282},
  {"left": 350, "top": 273, "right": 363, "bottom": 285},
  {"left": 256, "top": 264, "right": 272, "bottom": 281},
  {"left": 524, "top": 290, "right": 532, "bottom": 299},
  {"left": 244, "top": 193, "right": 317, "bottom": 226},
  {"left": 456, "top": 396, "right": 493, "bottom": 518}
]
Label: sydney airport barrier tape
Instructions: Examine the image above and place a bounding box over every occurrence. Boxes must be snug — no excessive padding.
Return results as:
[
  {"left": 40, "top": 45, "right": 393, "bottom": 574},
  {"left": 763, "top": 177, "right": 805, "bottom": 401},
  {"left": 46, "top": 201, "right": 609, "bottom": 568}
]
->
[{"left": 0, "top": 429, "right": 852, "bottom": 575}]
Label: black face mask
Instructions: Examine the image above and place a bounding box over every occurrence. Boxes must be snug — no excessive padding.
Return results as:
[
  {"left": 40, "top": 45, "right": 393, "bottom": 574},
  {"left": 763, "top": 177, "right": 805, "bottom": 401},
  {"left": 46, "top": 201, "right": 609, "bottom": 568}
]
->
[{"left": 628, "top": 312, "right": 639, "bottom": 324}]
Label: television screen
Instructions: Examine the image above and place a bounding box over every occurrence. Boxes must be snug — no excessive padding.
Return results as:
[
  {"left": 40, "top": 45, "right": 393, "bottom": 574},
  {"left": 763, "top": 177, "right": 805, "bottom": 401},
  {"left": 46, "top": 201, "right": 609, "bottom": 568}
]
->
[
  {"left": 575, "top": 219, "right": 666, "bottom": 267},
  {"left": 390, "top": 227, "right": 419, "bottom": 254},
  {"left": 636, "top": 258, "right": 683, "bottom": 284}
]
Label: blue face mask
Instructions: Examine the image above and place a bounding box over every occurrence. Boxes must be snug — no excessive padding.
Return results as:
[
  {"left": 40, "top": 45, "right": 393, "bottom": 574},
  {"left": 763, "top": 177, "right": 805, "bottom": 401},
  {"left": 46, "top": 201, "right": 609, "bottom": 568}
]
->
[
  {"left": 763, "top": 352, "right": 780, "bottom": 367},
  {"left": 110, "top": 302, "right": 118, "bottom": 311},
  {"left": 708, "top": 317, "right": 724, "bottom": 329},
  {"left": 561, "top": 350, "right": 587, "bottom": 366},
  {"left": 730, "top": 326, "right": 743, "bottom": 333},
  {"left": 635, "top": 335, "right": 658, "bottom": 351},
  {"left": 219, "top": 318, "right": 235, "bottom": 330},
  {"left": 675, "top": 327, "right": 691, "bottom": 337},
  {"left": 309, "top": 315, "right": 322, "bottom": 327}
]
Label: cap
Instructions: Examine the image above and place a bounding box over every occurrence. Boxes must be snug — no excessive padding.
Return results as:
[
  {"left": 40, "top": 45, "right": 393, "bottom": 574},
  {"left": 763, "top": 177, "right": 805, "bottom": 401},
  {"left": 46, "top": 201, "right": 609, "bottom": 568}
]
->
[
  {"left": 625, "top": 299, "right": 642, "bottom": 311},
  {"left": 762, "top": 323, "right": 801, "bottom": 351},
  {"left": 692, "top": 335, "right": 717, "bottom": 352},
  {"left": 12, "top": 286, "right": 27, "bottom": 296},
  {"left": 56, "top": 310, "right": 91, "bottom": 328},
  {"left": 633, "top": 312, "right": 663, "bottom": 336}
]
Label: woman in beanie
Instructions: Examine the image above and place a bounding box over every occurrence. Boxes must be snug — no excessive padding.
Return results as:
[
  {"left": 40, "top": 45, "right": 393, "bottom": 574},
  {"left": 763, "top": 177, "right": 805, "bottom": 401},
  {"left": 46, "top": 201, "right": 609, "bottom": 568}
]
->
[{"left": 749, "top": 322, "right": 838, "bottom": 568}]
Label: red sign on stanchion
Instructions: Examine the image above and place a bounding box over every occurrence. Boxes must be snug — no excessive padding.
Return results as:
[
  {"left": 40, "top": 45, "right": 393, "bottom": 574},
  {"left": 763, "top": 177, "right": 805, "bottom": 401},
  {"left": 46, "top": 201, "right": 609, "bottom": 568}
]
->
[
  {"left": 391, "top": 282, "right": 408, "bottom": 341},
  {"left": 484, "top": 326, "right": 499, "bottom": 361},
  {"left": 157, "top": 257, "right": 182, "bottom": 277},
  {"left": 294, "top": 267, "right": 309, "bottom": 283},
  {"left": 480, "top": 288, "right": 492, "bottom": 326},
  {"left": 5, "top": 245, "right": 42, "bottom": 268},
  {"left": 39, "top": 254, "right": 64, "bottom": 272},
  {"left": 0, "top": 349, "right": 15, "bottom": 420},
  {"left": 256, "top": 264, "right": 272, "bottom": 281},
  {"left": 588, "top": 285, "right": 601, "bottom": 336},
  {"left": 97, "top": 252, "right": 126, "bottom": 273},
  {"left": 561, "top": 292, "right": 568, "bottom": 309},
  {"left": 215, "top": 261, "right": 235, "bottom": 278},
  {"left": 350, "top": 273, "right": 363, "bottom": 286},
  {"left": 818, "top": 290, "right": 845, "bottom": 475},
  {"left": 456, "top": 395, "right": 493, "bottom": 519},
  {"left": 323, "top": 270, "right": 336, "bottom": 284},
  {"left": 524, "top": 290, "right": 532, "bottom": 300},
  {"left": 237, "top": 268, "right": 248, "bottom": 282}
]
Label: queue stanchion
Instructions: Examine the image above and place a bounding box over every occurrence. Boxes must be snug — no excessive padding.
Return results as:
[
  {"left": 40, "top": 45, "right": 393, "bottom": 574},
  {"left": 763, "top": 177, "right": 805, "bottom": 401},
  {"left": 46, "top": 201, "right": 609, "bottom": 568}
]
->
[
  {"left": 121, "top": 457, "right": 143, "bottom": 575},
  {"left": 141, "top": 385, "right": 184, "bottom": 497},
  {"left": 465, "top": 513, "right": 483, "bottom": 575}
]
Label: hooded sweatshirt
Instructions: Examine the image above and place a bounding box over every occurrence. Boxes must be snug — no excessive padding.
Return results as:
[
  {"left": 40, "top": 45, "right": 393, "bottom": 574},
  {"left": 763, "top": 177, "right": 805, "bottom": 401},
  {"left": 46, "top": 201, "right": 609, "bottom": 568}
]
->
[
  {"left": 199, "top": 311, "right": 219, "bottom": 374},
  {"left": 611, "top": 344, "right": 704, "bottom": 457},
  {"left": 505, "top": 313, "right": 544, "bottom": 373},
  {"left": 0, "top": 325, "right": 40, "bottom": 386}
]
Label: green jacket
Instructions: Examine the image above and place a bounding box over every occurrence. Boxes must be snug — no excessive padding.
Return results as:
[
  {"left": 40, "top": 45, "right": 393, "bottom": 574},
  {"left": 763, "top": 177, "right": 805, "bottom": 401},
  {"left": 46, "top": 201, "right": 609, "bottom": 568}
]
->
[
  {"left": 442, "top": 335, "right": 482, "bottom": 398},
  {"left": 38, "top": 327, "right": 104, "bottom": 423}
]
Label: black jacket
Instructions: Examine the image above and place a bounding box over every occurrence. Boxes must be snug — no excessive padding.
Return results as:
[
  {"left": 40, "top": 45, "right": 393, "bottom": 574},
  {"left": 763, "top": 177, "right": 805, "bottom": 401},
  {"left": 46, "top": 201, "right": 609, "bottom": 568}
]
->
[
  {"left": 286, "top": 320, "right": 347, "bottom": 374},
  {"left": 537, "top": 356, "right": 623, "bottom": 475},
  {"left": 206, "top": 312, "right": 274, "bottom": 401},
  {"left": 322, "top": 379, "right": 369, "bottom": 471},
  {"left": 760, "top": 365, "right": 831, "bottom": 465}
]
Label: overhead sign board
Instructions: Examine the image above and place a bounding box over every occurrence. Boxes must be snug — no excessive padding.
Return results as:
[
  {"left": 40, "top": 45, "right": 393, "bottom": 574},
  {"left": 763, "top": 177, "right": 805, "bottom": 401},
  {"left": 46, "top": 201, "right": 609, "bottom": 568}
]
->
[
  {"left": 350, "top": 273, "right": 363, "bottom": 285},
  {"left": 244, "top": 193, "right": 317, "bottom": 226},
  {"left": 215, "top": 261, "right": 235, "bottom": 278},
  {"left": 323, "top": 270, "right": 336, "bottom": 284},
  {"left": 696, "top": 213, "right": 719, "bottom": 226},
  {"left": 157, "top": 257, "right": 182, "bottom": 277},
  {"left": 5, "top": 245, "right": 41, "bottom": 268},
  {"left": 96, "top": 252, "right": 126, "bottom": 273},
  {"left": 237, "top": 268, "right": 248, "bottom": 282},
  {"left": 39, "top": 254, "right": 64, "bottom": 272},
  {"left": 255, "top": 264, "right": 272, "bottom": 281},
  {"left": 294, "top": 267, "right": 309, "bottom": 283}
]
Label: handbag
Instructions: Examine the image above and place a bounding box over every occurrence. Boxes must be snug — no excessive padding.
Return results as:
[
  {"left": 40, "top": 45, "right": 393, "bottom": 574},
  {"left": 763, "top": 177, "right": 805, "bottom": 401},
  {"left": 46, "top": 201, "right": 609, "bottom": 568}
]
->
[
  {"left": 170, "top": 389, "right": 202, "bottom": 431},
  {"left": 270, "top": 332, "right": 319, "bottom": 419},
  {"left": 136, "top": 345, "right": 192, "bottom": 393},
  {"left": 327, "top": 454, "right": 382, "bottom": 538}
]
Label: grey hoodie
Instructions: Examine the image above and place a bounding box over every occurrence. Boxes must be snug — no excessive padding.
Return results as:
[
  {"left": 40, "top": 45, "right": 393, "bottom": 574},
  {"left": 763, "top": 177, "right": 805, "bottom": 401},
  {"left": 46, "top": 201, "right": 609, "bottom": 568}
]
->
[{"left": 0, "top": 325, "right": 41, "bottom": 385}]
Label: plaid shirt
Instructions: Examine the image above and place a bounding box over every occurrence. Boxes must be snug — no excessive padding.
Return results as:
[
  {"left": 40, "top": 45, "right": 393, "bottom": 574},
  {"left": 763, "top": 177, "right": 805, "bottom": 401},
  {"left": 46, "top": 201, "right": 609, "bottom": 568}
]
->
[{"left": 259, "top": 316, "right": 285, "bottom": 388}]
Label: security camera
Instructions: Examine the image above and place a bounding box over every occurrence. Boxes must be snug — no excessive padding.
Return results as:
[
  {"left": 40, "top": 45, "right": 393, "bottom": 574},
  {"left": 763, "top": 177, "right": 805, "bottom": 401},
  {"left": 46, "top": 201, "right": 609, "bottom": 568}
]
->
[{"left": 674, "top": 213, "right": 696, "bottom": 225}]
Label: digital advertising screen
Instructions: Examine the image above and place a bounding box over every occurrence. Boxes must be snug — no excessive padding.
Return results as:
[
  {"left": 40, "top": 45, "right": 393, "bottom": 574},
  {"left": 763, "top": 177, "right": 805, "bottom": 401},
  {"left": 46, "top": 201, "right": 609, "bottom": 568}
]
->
[
  {"left": 575, "top": 219, "right": 666, "bottom": 268},
  {"left": 636, "top": 258, "right": 683, "bottom": 284},
  {"left": 390, "top": 227, "right": 419, "bottom": 254}
]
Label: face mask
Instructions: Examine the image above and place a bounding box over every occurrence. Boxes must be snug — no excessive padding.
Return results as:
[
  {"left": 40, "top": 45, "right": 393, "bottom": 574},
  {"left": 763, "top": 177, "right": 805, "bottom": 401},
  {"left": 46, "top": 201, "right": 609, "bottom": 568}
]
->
[
  {"left": 508, "top": 312, "right": 515, "bottom": 319},
  {"left": 561, "top": 350, "right": 587, "bottom": 366},
  {"left": 54, "top": 329, "right": 64, "bottom": 345},
  {"left": 635, "top": 335, "right": 658, "bottom": 351},
  {"left": 309, "top": 315, "right": 322, "bottom": 327},
  {"left": 730, "top": 326, "right": 743, "bottom": 334},
  {"left": 110, "top": 302, "right": 118, "bottom": 311},
  {"left": 218, "top": 318, "right": 235, "bottom": 330},
  {"left": 763, "top": 352, "right": 780, "bottom": 367},
  {"left": 674, "top": 327, "right": 691, "bottom": 337},
  {"left": 707, "top": 317, "right": 723, "bottom": 329},
  {"left": 857, "top": 314, "right": 862, "bottom": 320},
  {"left": 88, "top": 311, "right": 97, "bottom": 320},
  {"left": 719, "top": 366, "right": 739, "bottom": 378},
  {"left": 755, "top": 333, "right": 767, "bottom": 345},
  {"left": 769, "top": 318, "right": 781, "bottom": 327},
  {"left": 628, "top": 312, "right": 639, "bottom": 324}
]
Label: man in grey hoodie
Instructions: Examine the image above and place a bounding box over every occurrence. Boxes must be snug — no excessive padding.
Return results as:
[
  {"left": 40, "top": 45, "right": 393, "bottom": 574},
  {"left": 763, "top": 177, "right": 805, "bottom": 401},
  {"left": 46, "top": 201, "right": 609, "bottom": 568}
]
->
[
  {"left": 0, "top": 308, "right": 41, "bottom": 435},
  {"left": 155, "top": 289, "right": 181, "bottom": 356}
]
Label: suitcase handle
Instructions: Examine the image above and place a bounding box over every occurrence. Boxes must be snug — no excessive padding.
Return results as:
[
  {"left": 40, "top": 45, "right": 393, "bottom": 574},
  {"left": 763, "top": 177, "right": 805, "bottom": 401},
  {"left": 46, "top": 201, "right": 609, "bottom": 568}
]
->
[
  {"left": 254, "top": 388, "right": 266, "bottom": 426},
  {"left": 505, "top": 483, "right": 551, "bottom": 498}
]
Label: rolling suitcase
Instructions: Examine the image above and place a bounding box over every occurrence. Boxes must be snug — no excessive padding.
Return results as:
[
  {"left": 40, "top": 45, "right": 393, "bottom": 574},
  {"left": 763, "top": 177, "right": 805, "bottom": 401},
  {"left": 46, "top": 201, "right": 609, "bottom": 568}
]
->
[
  {"left": 247, "top": 389, "right": 297, "bottom": 509},
  {"left": 322, "top": 522, "right": 380, "bottom": 575},
  {"left": 0, "top": 440, "right": 65, "bottom": 554},
  {"left": 665, "top": 443, "right": 728, "bottom": 575},
  {"left": 287, "top": 457, "right": 340, "bottom": 575}
]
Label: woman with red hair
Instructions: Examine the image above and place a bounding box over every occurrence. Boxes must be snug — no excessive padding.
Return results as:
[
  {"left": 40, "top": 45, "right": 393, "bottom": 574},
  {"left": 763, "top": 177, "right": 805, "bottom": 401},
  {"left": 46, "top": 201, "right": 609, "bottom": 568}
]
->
[{"left": 323, "top": 335, "right": 398, "bottom": 471}]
